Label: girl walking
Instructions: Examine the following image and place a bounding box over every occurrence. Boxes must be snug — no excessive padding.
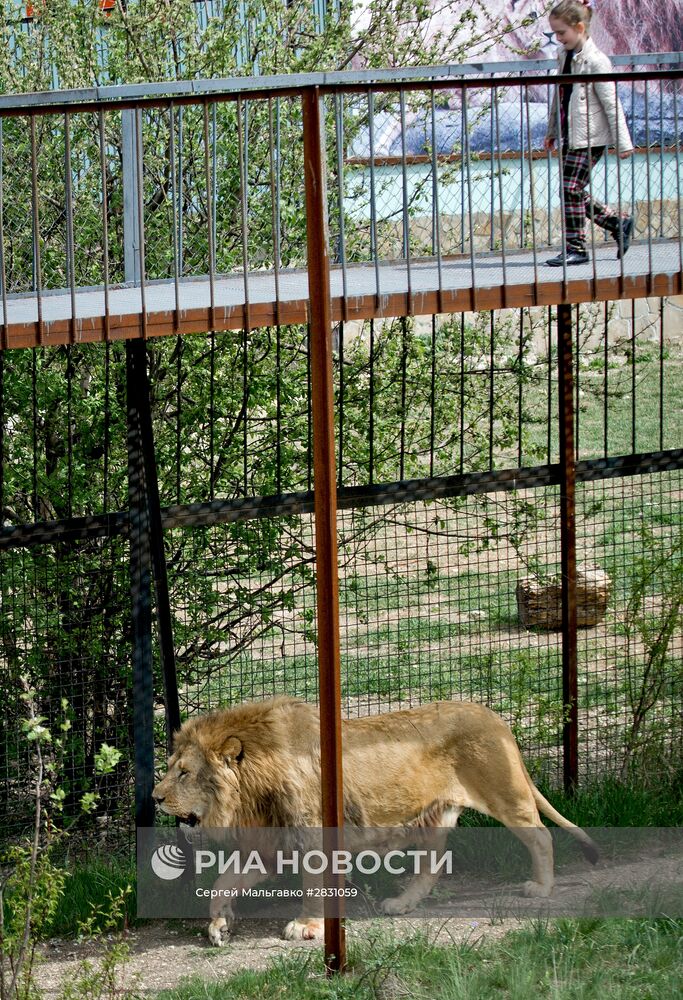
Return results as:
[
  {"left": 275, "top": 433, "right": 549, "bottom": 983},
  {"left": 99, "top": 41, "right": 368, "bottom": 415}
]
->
[{"left": 543, "top": 0, "right": 634, "bottom": 267}]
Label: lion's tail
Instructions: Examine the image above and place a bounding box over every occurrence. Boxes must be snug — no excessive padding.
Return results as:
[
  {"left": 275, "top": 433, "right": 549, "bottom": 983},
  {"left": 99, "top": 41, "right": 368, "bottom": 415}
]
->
[{"left": 529, "top": 784, "right": 599, "bottom": 865}]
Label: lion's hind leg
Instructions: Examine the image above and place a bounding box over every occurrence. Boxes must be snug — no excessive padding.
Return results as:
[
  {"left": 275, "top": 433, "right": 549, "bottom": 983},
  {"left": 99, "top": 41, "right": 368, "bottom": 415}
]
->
[
  {"left": 479, "top": 789, "right": 555, "bottom": 898},
  {"left": 508, "top": 823, "right": 554, "bottom": 898}
]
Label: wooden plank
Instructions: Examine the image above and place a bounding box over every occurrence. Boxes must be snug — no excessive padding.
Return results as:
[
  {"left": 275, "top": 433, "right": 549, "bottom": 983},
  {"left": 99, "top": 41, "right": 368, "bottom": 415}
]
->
[{"left": 1, "top": 251, "right": 680, "bottom": 349}]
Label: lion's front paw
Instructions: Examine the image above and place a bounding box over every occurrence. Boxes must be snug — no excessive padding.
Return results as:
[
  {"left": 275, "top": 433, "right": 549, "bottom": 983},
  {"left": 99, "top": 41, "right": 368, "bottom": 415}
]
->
[
  {"left": 522, "top": 880, "right": 553, "bottom": 898},
  {"left": 381, "top": 896, "right": 415, "bottom": 916},
  {"left": 207, "top": 915, "right": 234, "bottom": 946},
  {"left": 283, "top": 918, "right": 324, "bottom": 941}
]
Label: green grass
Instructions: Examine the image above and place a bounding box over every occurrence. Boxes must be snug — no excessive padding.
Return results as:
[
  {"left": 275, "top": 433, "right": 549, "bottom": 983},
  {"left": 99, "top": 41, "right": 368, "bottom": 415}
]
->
[
  {"left": 576, "top": 359, "right": 683, "bottom": 460},
  {"left": 153, "top": 920, "right": 683, "bottom": 1000},
  {"left": 46, "top": 857, "right": 138, "bottom": 937},
  {"left": 525, "top": 355, "right": 683, "bottom": 462}
]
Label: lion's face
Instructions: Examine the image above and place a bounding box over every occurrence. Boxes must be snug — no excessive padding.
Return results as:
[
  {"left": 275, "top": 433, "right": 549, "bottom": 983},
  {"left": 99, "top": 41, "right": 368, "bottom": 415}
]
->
[{"left": 152, "top": 736, "right": 243, "bottom": 827}]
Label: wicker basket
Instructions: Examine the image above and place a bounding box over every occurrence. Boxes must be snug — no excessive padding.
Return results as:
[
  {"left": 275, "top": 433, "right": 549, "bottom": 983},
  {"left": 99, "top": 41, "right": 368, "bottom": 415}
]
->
[{"left": 516, "top": 566, "right": 611, "bottom": 630}]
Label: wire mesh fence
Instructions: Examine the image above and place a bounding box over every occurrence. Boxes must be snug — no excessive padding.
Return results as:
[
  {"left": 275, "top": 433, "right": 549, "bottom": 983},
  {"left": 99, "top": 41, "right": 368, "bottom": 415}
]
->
[{"left": 1, "top": 297, "right": 681, "bottom": 854}]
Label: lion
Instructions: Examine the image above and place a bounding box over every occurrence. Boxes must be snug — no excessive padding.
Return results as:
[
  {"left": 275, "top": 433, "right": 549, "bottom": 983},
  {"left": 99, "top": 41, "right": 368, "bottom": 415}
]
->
[{"left": 152, "top": 695, "right": 598, "bottom": 945}]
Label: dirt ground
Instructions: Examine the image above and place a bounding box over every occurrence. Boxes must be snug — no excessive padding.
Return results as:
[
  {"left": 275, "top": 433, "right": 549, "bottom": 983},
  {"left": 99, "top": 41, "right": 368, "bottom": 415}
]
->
[
  {"left": 34, "top": 915, "right": 521, "bottom": 996},
  {"left": 34, "top": 840, "right": 683, "bottom": 996}
]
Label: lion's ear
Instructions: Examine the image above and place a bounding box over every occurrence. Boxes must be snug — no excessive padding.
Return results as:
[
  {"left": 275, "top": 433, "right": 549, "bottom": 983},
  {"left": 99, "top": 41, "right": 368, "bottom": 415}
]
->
[{"left": 223, "top": 736, "right": 243, "bottom": 765}]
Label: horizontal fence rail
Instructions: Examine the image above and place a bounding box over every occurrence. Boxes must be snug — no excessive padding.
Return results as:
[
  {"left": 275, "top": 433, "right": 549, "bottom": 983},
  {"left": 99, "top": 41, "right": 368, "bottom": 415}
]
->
[{"left": 0, "top": 60, "right": 681, "bottom": 347}]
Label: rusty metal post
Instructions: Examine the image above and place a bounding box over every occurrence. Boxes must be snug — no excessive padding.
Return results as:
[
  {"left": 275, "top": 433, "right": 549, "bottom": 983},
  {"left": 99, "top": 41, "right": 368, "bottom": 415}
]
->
[
  {"left": 557, "top": 303, "right": 579, "bottom": 791},
  {"left": 302, "top": 86, "right": 347, "bottom": 975}
]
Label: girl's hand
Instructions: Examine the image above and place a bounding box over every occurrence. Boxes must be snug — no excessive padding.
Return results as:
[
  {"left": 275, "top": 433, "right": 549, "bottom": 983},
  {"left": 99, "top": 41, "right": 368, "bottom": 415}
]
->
[
  {"left": 543, "top": 136, "right": 556, "bottom": 152},
  {"left": 618, "top": 149, "right": 633, "bottom": 159}
]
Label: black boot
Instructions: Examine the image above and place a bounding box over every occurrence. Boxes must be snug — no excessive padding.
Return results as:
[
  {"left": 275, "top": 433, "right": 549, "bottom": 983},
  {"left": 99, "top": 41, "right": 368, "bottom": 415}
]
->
[
  {"left": 615, "top": 215, "right": 634, "bottom": 260},
  {"left": 546, "top": 248, "right": 590, "bottom": 267}
]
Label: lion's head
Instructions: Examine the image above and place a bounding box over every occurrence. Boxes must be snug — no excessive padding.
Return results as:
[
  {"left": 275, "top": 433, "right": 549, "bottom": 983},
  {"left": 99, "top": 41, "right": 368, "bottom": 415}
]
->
[{"left": 152, "top": 730, "right": 243, "bottom": 828}]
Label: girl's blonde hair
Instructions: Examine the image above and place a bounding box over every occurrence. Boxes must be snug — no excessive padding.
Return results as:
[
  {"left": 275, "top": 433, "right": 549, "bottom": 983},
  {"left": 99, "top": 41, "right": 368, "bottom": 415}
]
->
[{"left": 550, "top": 1, "right": 593, "bottom": 29}]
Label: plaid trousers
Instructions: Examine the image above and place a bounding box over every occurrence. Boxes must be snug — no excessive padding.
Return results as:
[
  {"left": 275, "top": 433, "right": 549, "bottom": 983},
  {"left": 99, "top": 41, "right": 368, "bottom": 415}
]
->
[{"left": 561, "top": 146, "right": 620, "bottom": 251}]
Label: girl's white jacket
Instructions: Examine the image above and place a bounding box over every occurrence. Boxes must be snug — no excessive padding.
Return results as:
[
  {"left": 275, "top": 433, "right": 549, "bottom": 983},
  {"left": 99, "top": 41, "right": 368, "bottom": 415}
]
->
[{"left": 546, "top": 37, "right": 634, "bottom": 153}]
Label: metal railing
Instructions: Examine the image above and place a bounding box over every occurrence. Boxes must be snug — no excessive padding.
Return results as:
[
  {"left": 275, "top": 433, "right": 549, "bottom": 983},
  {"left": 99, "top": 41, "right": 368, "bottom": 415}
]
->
[
  {"left": 1, "top": 59, "right": 682, "bottom": 974},
  {"left": 0, "top": 56, "right": 681, "bottom": 346}
]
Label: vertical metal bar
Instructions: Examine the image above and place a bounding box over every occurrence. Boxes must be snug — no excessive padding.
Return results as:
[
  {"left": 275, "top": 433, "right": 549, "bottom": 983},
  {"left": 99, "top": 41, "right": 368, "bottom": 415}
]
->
[
  {"left": 32, "top": 350, "right": 38, "bottom": 520},
  {"left": 462, "top": 89, "right": 477, "bottom": 310},
  {"left": 489, "top": 98, "right": 495, "bottom": 251},
  {"left": 122, "top": 109, "right": 141, "bottom": 284},
  {"left": 178, "top": 106, "right": 184, "bottom": 275},
  {"left": 307, "top": 326, "right": 312, "bottom": 493},
  {"left": 237, "top": 96, "right": 252, "bottom": 334},
  {"left": 176, "top": 336, "right": 182, "bottom": 504},
  {"left": 368, "top": 89, "right": 381, "bottom": 310},
  {"left": 554, "top": 81, "right": 568, "bottom": 291},
  {"left": 169, "top": 102, "right": 181, "bottom": 332},
  {"left": 430, "top": 314, "right": 436, "bottom": 478},
  {"left": 517, "top": 309, "right": 524, "bottom": 467},
  {"left": 603, "top": 300, "right": 609, "bottom": 457},
  {"left": 338, "top": 321, "right": 344, "bottom": 489},
  {"left": 574, "top": 305, "right": 580, "bottom": 459},
  {"left": 104, "top": 341, "right": 111, "bottom": 512},
  {"left": 98, "top": 110, "right": 111, "bottom": 341},
  {"left": 547, "top": 306, "right": 553, "bottom": 463},
  {"left": 127, "top": 339, "right": 155, "bottom": 830},
  {"left": 0, "top": 120, "right": 8, "bottom": 350},
  {"left": 64, "top": 112, "right": 77, "bottom": 344},
  {"left": 631, "top": 298, "right": 637, "bottom": 454},
  {"left": 459, "top": 312, "right": 465, "bottom": 473},
  {"left": 242, "top": 326, "right": 248, "bottom": 496},
  {"left": 488, "top": 313, "right": 495, "bottom": 470},
  {"left": 399, "top": 88, "right": 412, "bottom": 314},
  {"left": 557, "top": 302, "right": 579, "bottom": 793},
  {"left": 585, "top": 91, "right": 598, "bottom": 299},
  {"left": 659, "top": 77, "right": 665, "bottom": 239},
  {"left": 493, "top": 86, "right": 508, "bottom": 308},
  {"left": 275, "top": 97, "right": 282, "bottom": 267},
  {"left": 276, "top": 324, "right": 282, "bottom": 494},
  {"left": 302, "top": 85, "right": 346, "bottom": 977},
  {"left": 212, "top": 102, "right": 218, "bottom": 261},
  {"left": 399, "top": 317, "right": 407, "bottom": 480},
  {"left": 630, "top": 73, "right": 636, "bottom": 235},
  {"left": 128, "top": 338, "right": 181, "bottom": 751},
  {"left": 204, "top": 101, "right": 216, "bottom": 332},
  {"left": 524, "top": 85, "right": 539, "bottom": 301},
  {"left": 269, "top": 98, "right": 282, "bottom": 324},
  {"left": 519, "top": 83, "right": 525, "bottom": 250},
  {"left": 460, "top": 97, "right": 466, "bottom": 253},
  {"left": 644, "top": 80, "right": 654, "bottom": 294},
  {"left": 206, "top": 330, "right": 215, "bottom": 499},
  {"left": 66, "top": 346, "right": 73, "bottom": 517},
  {"left": 334, "top": 93, "right": 348, "bottom": 320},
  {"left": 673, "top": 79, "right": 683, "bottom": 284},
  {"left": 546, "top": 78, "right": 554, "bottom": 247},
  {"left": 369, "top": 318, "right": 375, "bottom": 484},
  {"left": 430, "top": 88, "right": 444, "bottom": 311},
  {"left": 659, "top": 298, "right": 665, "bottom": 452},
  {"left": 135, "top": 108, "right": 148, "bottom": 339},
  {"left": 237, "top": 104, "right": 251, "bottom": 497},
  {"left": 30, "top": 114, "right": 44, "bottom": 345},
  {"left": 0, "top": 353, "right": 3, "bottom": 522}
]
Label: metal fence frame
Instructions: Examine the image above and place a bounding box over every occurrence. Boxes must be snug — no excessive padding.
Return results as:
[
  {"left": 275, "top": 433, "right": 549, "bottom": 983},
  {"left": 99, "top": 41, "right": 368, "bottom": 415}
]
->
[{"left": 1, "top": 61, "right": 682, "bottom": 972}]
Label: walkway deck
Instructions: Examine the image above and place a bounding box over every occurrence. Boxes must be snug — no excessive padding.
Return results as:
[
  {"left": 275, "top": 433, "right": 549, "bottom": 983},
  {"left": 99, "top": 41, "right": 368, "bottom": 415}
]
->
[{"left": 1, "top": 241, "right": 681, "bottom": 348}]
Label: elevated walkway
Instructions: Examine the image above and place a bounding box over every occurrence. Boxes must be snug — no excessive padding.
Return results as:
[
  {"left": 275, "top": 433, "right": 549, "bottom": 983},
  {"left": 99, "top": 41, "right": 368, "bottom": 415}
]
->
[{"left": 2, "top": 242, "right": 680, "bottom": 348}]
